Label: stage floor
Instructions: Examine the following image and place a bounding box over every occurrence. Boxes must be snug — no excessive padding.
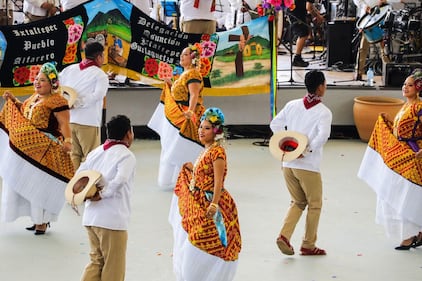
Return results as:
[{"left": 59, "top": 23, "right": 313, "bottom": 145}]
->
[
  {"left": 276, "top": 45, "right": 387, "bottom": 88},
  {"left": 1, "top": 139, "right": 421, "bottom": 281}
]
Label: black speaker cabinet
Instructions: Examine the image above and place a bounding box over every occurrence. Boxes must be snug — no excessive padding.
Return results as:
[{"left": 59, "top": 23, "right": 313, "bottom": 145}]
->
[
  {"left": 383, "top": 62, "right": 422, "bottom": 87},
  {"left": 327, "top": 20, "right": 355, "bottom": 67}
]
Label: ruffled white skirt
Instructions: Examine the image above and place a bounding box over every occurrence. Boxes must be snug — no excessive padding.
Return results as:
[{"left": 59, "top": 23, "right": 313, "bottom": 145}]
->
[
  {"left": 0, "top": 129, "right": 65, "bottom": 223},
  {"left": 168, "top": 194, "right": 238, "bottom": 281},
  {"left": 358, "top": 146, "right": 422, "bottom": 240},
  {"left": 148, "top": 103, "right": 202, "bottom": 190}
]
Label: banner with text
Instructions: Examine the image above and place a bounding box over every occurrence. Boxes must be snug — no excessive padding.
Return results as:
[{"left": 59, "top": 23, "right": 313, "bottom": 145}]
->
[{"left": 0, "top": 0, "right": 271, "bottom": 96}]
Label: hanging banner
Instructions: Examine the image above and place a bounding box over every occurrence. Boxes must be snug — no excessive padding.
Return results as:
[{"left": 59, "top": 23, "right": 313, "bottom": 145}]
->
[{"left": 0, "top": 0, "right": 271, "bottom": 96}]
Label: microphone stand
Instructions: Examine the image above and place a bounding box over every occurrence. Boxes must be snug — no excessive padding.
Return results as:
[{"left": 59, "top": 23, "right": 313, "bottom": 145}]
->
[{"left": 278, "top": 12, "right": 310, "bottom": 85}]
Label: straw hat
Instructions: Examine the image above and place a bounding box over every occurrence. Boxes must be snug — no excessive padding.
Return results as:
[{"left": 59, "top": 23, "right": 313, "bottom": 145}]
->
[
  {"left": 65, "top": 170, "right": 102, "bottom": 207},
  {"left": 61, "top": 86, "right": 78, "bottom": 108},
  {"left": 269, "top": 131, "right": 308, "bottom": 162}
]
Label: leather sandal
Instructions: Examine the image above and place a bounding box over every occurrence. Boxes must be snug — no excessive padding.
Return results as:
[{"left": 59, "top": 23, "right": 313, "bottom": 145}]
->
[
  {"left": 413, "top": 232, "right": 422, "bottom": 248},
  {"left": 300, "top": 246, "right": 326, "bottom": 256},
  {"left": 276, "top": 234, "right": 294, "bottom": 255},
  {"left": 395, "top": 236, "right": 417, "bottom": 250}
]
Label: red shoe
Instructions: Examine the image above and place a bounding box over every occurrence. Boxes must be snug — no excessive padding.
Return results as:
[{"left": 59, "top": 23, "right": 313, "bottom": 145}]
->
[
  {"left": 276, "top": 234, "right": 294, "bottom": 255},
  {"left": 300, "top": 247, "right": 326, "bottom": 256}
]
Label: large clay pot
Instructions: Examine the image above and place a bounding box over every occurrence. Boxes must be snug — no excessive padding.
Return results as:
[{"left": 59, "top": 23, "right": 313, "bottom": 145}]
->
[{"left": 353, "top": 96, "right": 405, "bottom": 142}]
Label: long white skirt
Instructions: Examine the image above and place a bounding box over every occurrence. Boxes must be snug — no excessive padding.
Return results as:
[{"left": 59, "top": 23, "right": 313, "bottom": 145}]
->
[
  {"left": 168, "top": 194, "right": 239, "bottom": 281},
  {"left": 0, "top": 129, "right": 65, "bottom": 223},
  {"left": 148, "top": 103, "right": 202, "bottom": 190},
  {"left": 358, "top": 146, "right": 422, "bottom": 240}
]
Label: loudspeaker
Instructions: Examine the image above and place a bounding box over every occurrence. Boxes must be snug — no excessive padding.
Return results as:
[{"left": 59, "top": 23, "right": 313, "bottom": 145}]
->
[
  {"left": 327, "top": 20, "right": 355, "bottom": 67},
  {"left": 383, "top": 62, "right": 422, "bottom": 87}
]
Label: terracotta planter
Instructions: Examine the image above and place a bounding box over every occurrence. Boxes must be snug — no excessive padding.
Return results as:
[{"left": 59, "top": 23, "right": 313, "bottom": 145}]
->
[{"left": 353, "top": 96, "right": 404, "bottom": 142}]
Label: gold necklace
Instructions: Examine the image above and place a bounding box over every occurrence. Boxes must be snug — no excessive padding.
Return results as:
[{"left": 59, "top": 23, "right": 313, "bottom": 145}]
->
[
  {"left": 24, "top": 94, "right": 42, "bottom": 119},
  {"left": 189, "top": 142, "right": 217, "bottom": 192}
]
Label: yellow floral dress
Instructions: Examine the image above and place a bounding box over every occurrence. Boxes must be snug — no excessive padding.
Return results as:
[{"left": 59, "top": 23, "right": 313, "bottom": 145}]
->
[{"left": 162, "top": 68, "right": 205, "bottom": 144}]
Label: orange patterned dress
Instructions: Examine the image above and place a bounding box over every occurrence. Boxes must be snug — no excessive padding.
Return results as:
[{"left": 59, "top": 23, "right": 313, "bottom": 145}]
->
[
  {"left": 368, "top": 103, "right": 422, "bottom": 185},
  {"left": 0, "top": 95, "right": 74, "bottom": 181},
  {"left": 0, "top": 94, "right": 74, "bottom": 222},
  {"left": 174, "top": 145, "right": 241, "bottom": 261},
  {"left": 359, "top": 102, "right": 422, "bottom": 239}
]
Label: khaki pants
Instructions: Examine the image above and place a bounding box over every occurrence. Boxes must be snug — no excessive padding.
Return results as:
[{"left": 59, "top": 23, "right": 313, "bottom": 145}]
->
[
  {"left": 81, "top": 226, "right": 128, "bottom": 281},
  {"left": 181, "top": 19, "right": 216, "bottom": 34},
  {"left": 279, "top": 167, "right": 323, "bottom": 249},
  {"left": 355, "top": 34, "right": 388, "bottom": 76},
  {"left": 356, "top": 35, "right": 370, "bottom": 76},
  {"left": 70, "top": 123, "right": 100, "bottom": 170}
]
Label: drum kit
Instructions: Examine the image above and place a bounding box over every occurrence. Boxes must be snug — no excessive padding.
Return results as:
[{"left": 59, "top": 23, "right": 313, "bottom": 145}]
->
[{"left": 356, "top": 3, "right": 422, "bottom": 63}]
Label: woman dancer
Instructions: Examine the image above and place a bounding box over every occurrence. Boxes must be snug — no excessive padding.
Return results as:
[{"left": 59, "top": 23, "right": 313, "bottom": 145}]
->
[
  {"left": 169, "top": 107, "right": 241, "bottom": 281},
  {"left": 0, "top": 62, "right": 74, "bottom": 235},
  {"left": 358, "top": 69, "right": 422, "bottom": 250},
  {"left": 148, "top": 44, "right": 205, "bottom": 189}
]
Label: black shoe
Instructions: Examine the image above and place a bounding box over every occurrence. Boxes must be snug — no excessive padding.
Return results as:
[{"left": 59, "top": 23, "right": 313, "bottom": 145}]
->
[
  {"left": 395, "top": 236, "right": 417, "bottom": 250},
  {"left": 34, "top": 222, "right": 50, "bottom": 236},
  {"left": 292, "top": 56, "right": 309, "bottom": 67},
  {"left": 25, "top": 224, "right": 36, "bottom": 231},
  {"left": 34, "top": 229, "right": 46, "bottom": 235}
]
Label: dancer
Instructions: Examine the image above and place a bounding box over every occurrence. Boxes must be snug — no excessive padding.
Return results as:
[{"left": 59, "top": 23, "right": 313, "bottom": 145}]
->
[
  {"left": 0, "top": 62, "right": 74, "bottom": 235},
  {"left": 270, "top": 70, "right": 332, "bottom": 255},
  {"left": 60, "top": 41, "right": 109, "bottom": 170},
  {"left": 75, "top": 115, "right": 136, "bottom": 281},
  {"left": 148, "top": 44, "right": 206, "bottom": 189},
  {"left": 358, "top": 69, "right": 422, "bottom": 250},
  {"left": 169, "top": 107, "right": 241, "bottom": 281}
]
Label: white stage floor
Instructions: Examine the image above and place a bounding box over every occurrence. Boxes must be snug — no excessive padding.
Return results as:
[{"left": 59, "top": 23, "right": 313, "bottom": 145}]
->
[{"left": 1, "top": 139, "right": 421, "bottom": 281}]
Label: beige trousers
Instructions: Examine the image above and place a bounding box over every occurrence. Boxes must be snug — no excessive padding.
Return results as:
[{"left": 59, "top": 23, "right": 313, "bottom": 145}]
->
[
  {"left": 81, "top": 226, "right": 128, "bottom": 281},
  {"left": 356, "top": 35, "right": 370, "bottom": 76},
  {"left": 70, "top": 123, "right": 100, "bottom": 170},
  {"left": 356, "top": 34, "right": 388, "bottom": 76},
  {"left": 279, "top": 167, "right": 323, "bottom": 249},
  {"left": 181, "top": 19, "right": 216, "bottom": 34}
]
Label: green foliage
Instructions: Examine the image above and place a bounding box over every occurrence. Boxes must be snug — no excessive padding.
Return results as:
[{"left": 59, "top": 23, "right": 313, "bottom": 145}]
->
[
  {"left": 215, "top": 48, "right": 271, "bottom": 63},
  {"left": 211, "top": 69, "right": 222, "bottom": 79},
  {"left": 253, "top": 63, "right": 264, "bottom": 70},
  {"left": 211, "top": 69, "right": 270, "bottom": 86}
]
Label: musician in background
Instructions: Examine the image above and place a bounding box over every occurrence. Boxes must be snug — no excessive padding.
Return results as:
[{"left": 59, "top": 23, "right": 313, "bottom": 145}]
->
[
  {"left": 0, "top": 0, "right": 13, "bottom": 25},
  {"left": 289, "top": 0, "right": 324, "bottom": 67},
  {"left": 225, "top": 0, "right": 252, "bottom": 30},
  {"left": 354, "top": 0, "right": 401, "bottom": 81},
  {"left": 180, "top": 0, "right": 217, "bottom": 34}
]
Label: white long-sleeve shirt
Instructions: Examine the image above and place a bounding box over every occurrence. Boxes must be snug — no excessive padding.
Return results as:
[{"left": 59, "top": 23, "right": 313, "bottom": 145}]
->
[
  {"left": 24, "top": 0, "right": 60, "bottom": 16},
  {"left": 180, "top": 0, "right": 216, "bottom": 21},
  {"left": 59, "top": 64, "right": 109, "bottom": 127},
  {"left": 60, "top": 0, "right": 87, "bottom": 11},
  {"left": 78, "top": 143, "right": 136, "bottom": 230},
  {"left": 270, "top": 99, "right": 332, "bottom": 172}
]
